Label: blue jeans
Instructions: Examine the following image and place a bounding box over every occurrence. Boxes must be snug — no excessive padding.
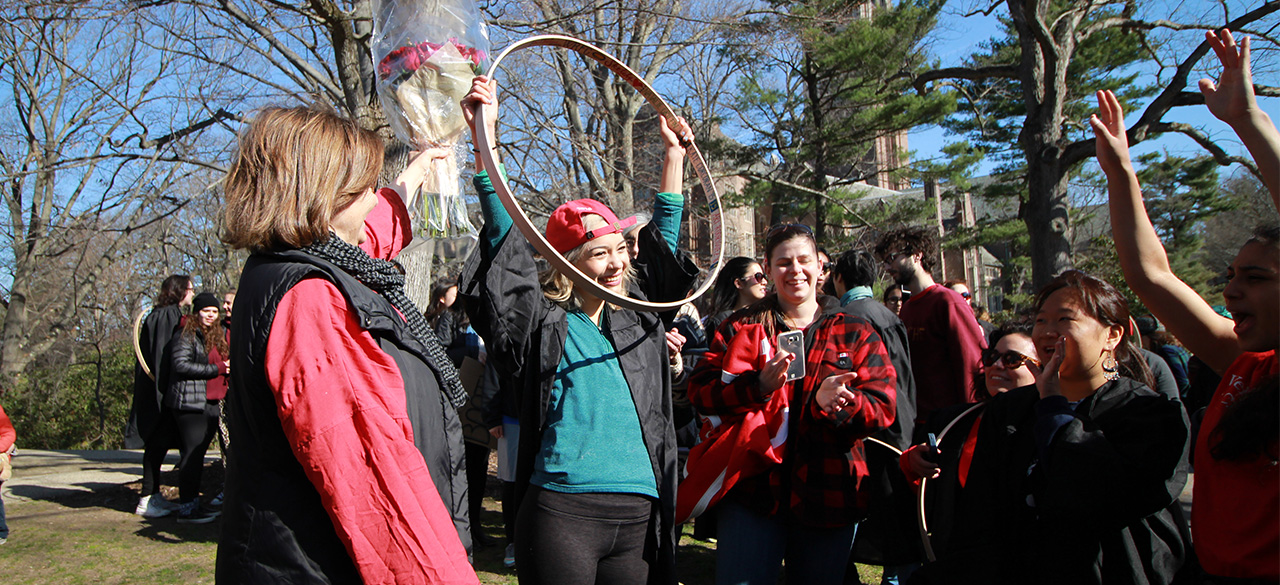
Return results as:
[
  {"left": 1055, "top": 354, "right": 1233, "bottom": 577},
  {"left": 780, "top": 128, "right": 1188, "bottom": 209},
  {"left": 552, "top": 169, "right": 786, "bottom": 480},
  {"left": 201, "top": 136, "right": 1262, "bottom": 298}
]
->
[
  {"left": 0, "top": 488, "right": 8, "bottom": 539},
  {"left": 715, "top": 499, "right": 857, "bottom": 585},
  {"left": 881, "top": 563, "right": 920, "bottom": 585}
]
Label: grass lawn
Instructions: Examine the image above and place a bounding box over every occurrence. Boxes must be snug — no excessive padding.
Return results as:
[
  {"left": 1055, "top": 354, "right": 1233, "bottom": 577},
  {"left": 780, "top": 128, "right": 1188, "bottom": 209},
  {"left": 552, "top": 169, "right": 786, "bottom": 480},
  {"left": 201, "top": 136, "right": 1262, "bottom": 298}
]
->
[{"left": 0, "top": 463, "right": 883, "bottom": 584}]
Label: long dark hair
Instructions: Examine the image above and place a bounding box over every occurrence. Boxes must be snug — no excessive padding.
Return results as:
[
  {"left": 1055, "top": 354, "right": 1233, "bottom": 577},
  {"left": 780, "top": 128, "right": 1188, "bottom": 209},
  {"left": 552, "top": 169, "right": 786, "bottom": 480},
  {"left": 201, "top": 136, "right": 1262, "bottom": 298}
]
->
[
  {"left": 733, "top": 224, "right": 818, "bottom": 340},
  {"left": 182, "top": 308, "right": 229, "bottom": 358},
  {"left": 156, "top": 275, "right": 192, "bottom": 307},
  {"left": 1033, "top": 270, "right": 1154, "bottom": 390},
  {"left": 1210, "top": 223, "right": 1280, "bottom": 462},
  {"left": 710, "top": 256, "right": 760, "bottom": 317},
  {"left": 425, "top": 282, "right": 457, "bottom": 323}
]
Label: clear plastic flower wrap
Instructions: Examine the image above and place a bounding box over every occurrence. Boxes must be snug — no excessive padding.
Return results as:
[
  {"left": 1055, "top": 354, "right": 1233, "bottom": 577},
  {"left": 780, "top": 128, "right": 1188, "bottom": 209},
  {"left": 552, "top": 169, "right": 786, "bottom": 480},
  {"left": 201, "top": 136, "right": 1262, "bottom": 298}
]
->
[{"left": 371, "top": 0, "right": 489, "bottom": 240}]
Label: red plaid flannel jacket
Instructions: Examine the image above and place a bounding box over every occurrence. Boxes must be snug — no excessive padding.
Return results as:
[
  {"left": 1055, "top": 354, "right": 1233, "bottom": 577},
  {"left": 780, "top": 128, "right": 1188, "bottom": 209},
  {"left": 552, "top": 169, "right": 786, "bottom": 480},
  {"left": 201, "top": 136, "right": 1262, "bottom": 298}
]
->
[{"left": 687, "top": 310, "right": 897, "bottom": 527}]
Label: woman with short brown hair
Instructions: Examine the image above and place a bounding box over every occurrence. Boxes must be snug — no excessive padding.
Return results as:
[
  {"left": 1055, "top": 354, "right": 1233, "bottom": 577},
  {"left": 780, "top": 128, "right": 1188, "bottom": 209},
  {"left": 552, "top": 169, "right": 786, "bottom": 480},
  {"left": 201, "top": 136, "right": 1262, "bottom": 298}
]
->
[{"left": 216, "top": 106, "right": 478, "bottom": 584}]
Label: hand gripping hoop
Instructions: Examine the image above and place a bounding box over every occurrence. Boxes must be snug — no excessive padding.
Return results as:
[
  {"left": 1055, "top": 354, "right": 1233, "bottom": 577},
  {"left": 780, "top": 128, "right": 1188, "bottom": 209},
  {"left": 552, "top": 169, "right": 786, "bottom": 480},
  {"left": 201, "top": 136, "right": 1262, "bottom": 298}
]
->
[{"left": 474, "top": 34, "right": 725, "bottom": 312}]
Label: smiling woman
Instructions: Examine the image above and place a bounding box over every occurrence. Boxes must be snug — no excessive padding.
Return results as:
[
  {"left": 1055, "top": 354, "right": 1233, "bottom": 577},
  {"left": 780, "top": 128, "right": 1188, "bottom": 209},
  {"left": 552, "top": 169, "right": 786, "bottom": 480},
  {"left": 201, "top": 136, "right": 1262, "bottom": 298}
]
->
[
  {"left": 458, "top": 77, "right": 698, "bottom": 585},
  {"left": 1094, "top": 30, "right": 1280, "bottom": 579},
  {"left": 683, "top": 223, "right": 897, "bottom": 585},
  {"left": 907, "top": 271, "right": 1190, "bottom": 585}
]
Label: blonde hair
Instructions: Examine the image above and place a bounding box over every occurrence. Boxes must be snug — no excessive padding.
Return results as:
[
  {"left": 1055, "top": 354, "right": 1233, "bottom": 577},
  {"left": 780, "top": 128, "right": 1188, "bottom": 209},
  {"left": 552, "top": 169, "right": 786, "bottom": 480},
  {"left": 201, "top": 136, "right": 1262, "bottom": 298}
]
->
[
  {"left": 222, "top": 106, "right": 384, "bottom": 252},
  {"left": 540, "top": 214, "right": 636, "bottom": 309}
]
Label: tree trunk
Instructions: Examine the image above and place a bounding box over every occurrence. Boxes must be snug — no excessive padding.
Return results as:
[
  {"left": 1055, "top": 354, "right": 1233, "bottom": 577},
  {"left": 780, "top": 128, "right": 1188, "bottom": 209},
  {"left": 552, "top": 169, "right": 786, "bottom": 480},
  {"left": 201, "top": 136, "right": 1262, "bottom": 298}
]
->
[{"left": 1022, "top": 158, "right": 1073, "bottom": 289}]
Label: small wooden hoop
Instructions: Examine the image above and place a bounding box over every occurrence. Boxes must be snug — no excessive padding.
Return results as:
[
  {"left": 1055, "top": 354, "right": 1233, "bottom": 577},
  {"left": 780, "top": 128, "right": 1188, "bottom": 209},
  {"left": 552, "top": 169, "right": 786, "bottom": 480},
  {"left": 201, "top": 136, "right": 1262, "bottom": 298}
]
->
[
  {"left": 916, "top": 401, "right": 988, "bottom": 561},
  {"left": 475, "top": 34, "right": 725, "bottom": 312}
]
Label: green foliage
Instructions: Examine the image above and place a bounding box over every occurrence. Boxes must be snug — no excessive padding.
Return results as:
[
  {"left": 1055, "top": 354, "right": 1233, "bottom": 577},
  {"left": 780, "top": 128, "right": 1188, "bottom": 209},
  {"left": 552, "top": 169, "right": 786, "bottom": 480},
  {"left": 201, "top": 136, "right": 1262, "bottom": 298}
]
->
[
  {"left": 940, "top": 4, "right": 1156, "bottom": 164},
  {"left": 726, "top": 0, "right": 954, "bottom": 236},
  {"left": 4, "top": 342, "right": 134, "bottom": 449},
  {"left": 1133, "top": 153, "right": 1232, "bottom": 250}
]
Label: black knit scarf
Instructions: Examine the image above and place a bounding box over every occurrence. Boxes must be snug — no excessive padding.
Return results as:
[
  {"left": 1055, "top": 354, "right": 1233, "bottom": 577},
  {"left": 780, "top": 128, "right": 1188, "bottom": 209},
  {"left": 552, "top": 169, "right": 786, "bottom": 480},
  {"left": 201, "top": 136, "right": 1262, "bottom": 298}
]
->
[{"left": 302, "top": 234, "right": 467, "bottom": 409}]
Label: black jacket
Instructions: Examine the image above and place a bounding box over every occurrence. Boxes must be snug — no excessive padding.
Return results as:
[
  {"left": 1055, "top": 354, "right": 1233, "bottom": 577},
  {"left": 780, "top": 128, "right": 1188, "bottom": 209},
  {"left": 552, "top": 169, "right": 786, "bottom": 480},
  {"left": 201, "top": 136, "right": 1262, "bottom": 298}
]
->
[
  {"left": 913, "top": 378, "right": 1192, "bottom": 585},
  {"left": 216, "top": 250, "right": 469, "bottom": 584},
  {"left": 842, "top": 295, "right": 921, "bottom": 566},
  {"left": 124, "top": 304, "right": 183, "bottom": 447},
  {"left": 162, "top": 332, "right": 220, "bottom": 412},
  {"left": 460, "top": 221, "right": 696, "bottom": 585}
]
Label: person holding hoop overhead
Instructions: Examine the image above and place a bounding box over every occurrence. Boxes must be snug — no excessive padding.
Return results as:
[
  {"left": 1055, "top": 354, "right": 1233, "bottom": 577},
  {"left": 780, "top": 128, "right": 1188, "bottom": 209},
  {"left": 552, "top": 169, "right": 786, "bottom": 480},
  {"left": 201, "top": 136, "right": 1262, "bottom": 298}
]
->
[
  {"left": 686, "top": 223, "right": 898, "bottom": 585},
  {"left": 459, "top": 77, "right": 697, "bottom": 585}
]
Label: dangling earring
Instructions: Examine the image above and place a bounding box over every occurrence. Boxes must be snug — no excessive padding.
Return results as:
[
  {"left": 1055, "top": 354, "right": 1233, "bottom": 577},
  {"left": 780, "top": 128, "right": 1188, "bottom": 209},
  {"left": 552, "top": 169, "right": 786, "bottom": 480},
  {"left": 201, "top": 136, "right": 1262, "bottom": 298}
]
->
[{"left": 1102, "top": 350, "right": 1120, "bottom": 381}]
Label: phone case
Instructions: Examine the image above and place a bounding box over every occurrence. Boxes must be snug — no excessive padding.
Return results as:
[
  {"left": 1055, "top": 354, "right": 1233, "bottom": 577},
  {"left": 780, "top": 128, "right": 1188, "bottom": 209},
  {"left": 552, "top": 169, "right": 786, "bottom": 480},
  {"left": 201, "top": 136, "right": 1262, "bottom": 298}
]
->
[{"left": 778, "top": 330, "right": 805, "bottom": 381}]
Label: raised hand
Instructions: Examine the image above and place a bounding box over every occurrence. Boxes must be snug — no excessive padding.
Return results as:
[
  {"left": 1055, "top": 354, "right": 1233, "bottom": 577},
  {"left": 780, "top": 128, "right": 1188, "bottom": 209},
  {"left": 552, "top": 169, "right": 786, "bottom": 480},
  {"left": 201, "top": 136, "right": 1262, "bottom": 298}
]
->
[
  {"left": 1200, "top": 29, "right": 1257, "bottom": 127},
  {"left": 659, "top": 116, "right": 693, "bottom": 154},
  {"left": 461, "top": 76, "right": 498, "bottom": 142},
  {"left": 1089, "top": 90, "right": 1131, "bottom": 177}
]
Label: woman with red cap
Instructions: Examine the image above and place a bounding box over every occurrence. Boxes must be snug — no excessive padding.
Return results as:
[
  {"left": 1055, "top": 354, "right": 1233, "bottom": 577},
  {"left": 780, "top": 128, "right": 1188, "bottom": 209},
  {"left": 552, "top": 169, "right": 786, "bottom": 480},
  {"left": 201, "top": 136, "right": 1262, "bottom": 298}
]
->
[{"left": 459, "top": 77, "right": 696, "bottom": 585}]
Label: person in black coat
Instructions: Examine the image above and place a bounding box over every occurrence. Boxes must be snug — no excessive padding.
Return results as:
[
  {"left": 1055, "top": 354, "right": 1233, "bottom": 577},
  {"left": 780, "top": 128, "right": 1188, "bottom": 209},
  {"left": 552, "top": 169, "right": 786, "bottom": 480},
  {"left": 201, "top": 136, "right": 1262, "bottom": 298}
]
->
[
  {"left": 910, "top": 270, "right": 1190, "bottom": 585},
  {"left": 128, "top": 274, "right": 193, "bottom": 518},
  {"left": 459, "top": 77, "right": 697, "bottom": 585},
  {"left": 830, "top": 249, "right": 921, "bottom": 584},
  {"left": 162, "top": 292, "right": 227, "bottom": 523}
]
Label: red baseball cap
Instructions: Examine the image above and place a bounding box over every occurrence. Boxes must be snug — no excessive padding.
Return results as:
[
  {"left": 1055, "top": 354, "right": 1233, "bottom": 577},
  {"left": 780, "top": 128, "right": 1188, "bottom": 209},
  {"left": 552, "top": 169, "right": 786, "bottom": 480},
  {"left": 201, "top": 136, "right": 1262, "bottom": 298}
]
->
[{"left": 546, "top": 198, "right": 637, "bottom": 253}]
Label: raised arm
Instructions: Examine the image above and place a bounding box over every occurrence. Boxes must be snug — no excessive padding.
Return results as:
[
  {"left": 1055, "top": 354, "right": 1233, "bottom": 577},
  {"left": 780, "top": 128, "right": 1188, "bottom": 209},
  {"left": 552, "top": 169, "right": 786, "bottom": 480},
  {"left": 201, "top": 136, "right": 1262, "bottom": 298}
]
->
[
  {"left": 1200, "top": 30, "right": 1279, "bottom": 208},
  {"left": 1092, "top": 90, "right": 1240, "bottom": 373}
]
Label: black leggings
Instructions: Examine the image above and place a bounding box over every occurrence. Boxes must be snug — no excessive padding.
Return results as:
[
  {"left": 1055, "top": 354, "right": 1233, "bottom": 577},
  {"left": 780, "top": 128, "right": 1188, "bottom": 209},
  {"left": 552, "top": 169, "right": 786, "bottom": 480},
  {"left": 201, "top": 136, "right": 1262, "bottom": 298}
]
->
[
  {"left": 515, "top": 486, "right": 653, "bottom": 585},
  {"left": 174, "top": 406, "right": 217, "bottom": 503},
  {"left": 464, "top": 442, "right": 490, "bottom": 538},
  {"left": 141, "top": 411, "right": 179, "bottom": 496}
]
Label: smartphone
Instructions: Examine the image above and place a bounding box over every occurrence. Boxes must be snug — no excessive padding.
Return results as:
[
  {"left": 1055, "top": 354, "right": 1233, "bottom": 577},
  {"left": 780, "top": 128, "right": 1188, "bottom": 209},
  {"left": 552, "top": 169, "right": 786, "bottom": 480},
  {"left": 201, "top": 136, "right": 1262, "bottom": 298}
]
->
[
  {"left": 777, "top": 330, "right": 805, "bottom": 382},
  {"left": 923, "top": 432, "right": 941, "bottom": 463}
]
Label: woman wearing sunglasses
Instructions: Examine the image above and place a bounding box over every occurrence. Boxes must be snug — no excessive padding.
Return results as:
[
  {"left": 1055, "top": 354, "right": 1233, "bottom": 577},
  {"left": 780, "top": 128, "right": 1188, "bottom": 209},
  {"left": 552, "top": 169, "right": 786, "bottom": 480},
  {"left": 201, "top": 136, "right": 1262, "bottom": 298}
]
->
[
  {"left": 911, "top": 271, "right": 1190, "bottom": 585},
  {"left": 686, "top": 223, "right": 897, "bottom": 585},
  {"left": 899, "top": 325, "right": 1037, "bottom": 562},
  {"left": 704, "top": 256, "right": 769, "bottom": 339}
]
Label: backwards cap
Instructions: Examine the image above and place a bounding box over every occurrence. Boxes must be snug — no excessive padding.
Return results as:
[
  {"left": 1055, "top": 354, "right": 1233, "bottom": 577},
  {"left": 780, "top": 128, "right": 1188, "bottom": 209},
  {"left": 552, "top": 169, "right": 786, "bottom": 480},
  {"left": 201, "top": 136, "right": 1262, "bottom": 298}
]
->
[{"left": 545, "top": 198, "right": 637, "bottom": 253}]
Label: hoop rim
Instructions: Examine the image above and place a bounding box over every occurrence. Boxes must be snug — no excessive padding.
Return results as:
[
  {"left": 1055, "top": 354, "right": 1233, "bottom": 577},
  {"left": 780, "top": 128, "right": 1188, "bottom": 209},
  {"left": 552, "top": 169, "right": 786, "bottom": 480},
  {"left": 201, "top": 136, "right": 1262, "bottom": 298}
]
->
[{"left": 475, "top": 34, "right": 725, "bottom": 312}]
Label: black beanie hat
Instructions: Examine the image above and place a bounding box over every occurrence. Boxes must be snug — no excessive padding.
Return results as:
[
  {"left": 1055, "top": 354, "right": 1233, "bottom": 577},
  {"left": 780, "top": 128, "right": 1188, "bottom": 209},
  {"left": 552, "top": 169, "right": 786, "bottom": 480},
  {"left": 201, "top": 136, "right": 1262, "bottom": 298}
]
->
[{"left": 191, "top": 292, "right": 220, "bottom": 314}]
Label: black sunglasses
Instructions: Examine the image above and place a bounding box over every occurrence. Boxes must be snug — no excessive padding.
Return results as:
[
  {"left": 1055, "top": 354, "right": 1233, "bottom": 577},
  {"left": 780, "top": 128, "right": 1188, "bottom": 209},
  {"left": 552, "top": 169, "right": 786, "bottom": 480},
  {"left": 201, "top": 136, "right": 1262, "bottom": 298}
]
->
[
  {"left": 959, "top": 291, "right": 972, "bottom": 299},
  {"left": 981, "top": 348, "right": 1040, "bottom": 369},
  {"left": 739, "top": 272, "right": 767, "bottom": 284}
]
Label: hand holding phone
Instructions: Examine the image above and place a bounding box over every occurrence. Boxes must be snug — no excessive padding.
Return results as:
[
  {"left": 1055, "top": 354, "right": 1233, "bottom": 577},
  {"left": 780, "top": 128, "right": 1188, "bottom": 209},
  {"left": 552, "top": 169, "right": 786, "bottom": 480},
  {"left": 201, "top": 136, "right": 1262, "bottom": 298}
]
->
[
  {"left": 777, "top": 330, "right": 805, "bottom": 382},
  {"left": 923, "top": 432, "right": 941, "bottom": 463}
]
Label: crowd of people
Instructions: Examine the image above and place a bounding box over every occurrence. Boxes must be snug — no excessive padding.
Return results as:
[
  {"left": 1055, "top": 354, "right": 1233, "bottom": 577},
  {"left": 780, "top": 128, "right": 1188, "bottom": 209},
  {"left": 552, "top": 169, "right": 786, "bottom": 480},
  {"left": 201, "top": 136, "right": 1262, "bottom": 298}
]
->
[{"left": 96, "top": 27, "right": 1277, "bottom": 585}]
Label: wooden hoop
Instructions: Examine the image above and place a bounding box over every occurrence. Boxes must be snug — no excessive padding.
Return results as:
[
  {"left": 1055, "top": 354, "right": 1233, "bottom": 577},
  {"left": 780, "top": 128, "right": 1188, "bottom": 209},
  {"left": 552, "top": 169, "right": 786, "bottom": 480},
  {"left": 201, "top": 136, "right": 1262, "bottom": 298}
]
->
[
  {"left": 476, "top": 34, "right": 725, "bottom": 312},
  {"left": 916, "top": 401, "right": 988, "bottom": 561},
  {"left": 132, "top": 308, "right": 153, "bottom": 380}
]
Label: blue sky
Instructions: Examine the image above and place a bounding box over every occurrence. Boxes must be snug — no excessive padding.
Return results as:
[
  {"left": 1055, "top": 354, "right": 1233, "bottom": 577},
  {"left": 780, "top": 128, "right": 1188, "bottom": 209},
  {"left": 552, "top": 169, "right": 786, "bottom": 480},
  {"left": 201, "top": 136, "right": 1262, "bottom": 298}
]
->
[{"left": 907, "top": 0, "right": 1279, "bottom": 178}]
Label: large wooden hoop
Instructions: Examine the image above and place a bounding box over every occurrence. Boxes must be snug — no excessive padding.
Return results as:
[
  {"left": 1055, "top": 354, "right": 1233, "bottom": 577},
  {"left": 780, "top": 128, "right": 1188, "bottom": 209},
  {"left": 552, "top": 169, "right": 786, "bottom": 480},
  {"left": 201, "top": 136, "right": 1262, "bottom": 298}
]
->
[
  {"left": 475, "top": 35, "right": 725, "bottom": 312},
  {"left": 132, "top": 309, "right": 154, "bottom": 380}
]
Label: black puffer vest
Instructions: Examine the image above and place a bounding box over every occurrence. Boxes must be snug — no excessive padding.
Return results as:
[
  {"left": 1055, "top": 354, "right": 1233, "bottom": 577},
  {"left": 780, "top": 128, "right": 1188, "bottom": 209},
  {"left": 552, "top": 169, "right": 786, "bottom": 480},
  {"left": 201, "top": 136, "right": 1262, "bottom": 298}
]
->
[{"left": 216, "top": 250, "right": 469, "bottom": 584}]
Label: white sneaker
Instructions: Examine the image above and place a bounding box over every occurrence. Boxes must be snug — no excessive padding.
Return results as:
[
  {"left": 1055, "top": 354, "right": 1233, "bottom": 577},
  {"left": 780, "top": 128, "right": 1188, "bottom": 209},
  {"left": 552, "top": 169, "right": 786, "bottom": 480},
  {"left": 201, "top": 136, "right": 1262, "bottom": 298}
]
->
[{"left": 136, "top": 495, "right": 174, "bottom": 518}]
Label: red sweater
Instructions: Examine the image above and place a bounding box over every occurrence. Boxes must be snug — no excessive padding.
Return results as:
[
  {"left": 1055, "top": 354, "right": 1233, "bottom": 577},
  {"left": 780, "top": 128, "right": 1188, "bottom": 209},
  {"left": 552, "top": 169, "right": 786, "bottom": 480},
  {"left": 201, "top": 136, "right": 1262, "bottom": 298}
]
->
[
  {"left": 1192, "top": 350, "right": 1278, "bottom": 579},
  {"left": 262, "top": 187, "right": 477, "bottom": 584},
  {"left": 898, "top": 284, "right": 986, "bottom": 422},
  {"left": 0, "top": 403, "right": 14, "bottom": 453}
]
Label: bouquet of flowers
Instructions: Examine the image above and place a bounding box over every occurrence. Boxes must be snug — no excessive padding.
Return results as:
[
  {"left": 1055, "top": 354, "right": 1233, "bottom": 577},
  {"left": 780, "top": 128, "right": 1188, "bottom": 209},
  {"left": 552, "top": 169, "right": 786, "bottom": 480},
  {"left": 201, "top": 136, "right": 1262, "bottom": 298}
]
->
[{"left": 372, "top": 0, "right": 490, "bottom": 240}]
